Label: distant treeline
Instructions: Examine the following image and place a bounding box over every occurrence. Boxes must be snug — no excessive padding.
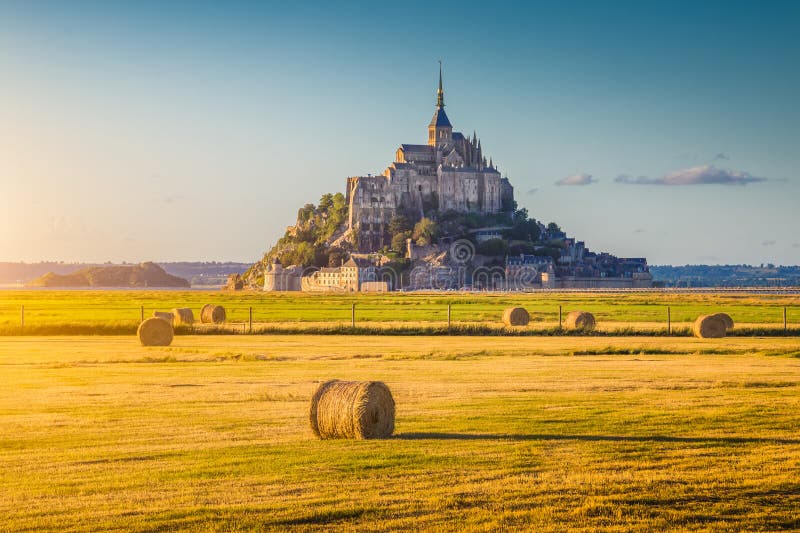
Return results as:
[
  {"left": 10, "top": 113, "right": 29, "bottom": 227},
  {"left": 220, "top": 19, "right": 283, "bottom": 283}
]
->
[
  {"left": 0, "top": 262, "right": 251, "bottom": 286},
  {"left": 650, "top": 264, "right": 800, "bottom": 287},
  {"left": 3, "top": 262, "right": 799, "bottom": 288}
]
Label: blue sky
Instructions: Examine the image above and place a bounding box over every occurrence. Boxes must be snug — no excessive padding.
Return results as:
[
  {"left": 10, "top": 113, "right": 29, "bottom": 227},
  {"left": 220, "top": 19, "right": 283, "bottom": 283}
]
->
[{"left": 1, "top": 0, "right": 798, "bottom": 264}]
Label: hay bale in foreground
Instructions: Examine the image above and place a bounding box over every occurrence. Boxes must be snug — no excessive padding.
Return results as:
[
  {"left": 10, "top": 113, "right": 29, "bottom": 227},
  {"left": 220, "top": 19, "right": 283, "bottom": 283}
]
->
[
  {"left": 137, "top": 317, "right": 174, "bottom": 346},
  {"left": 152, "top": 311, "right": 174, "bottom": 325},
  {"left": 171, "top": 307, "right": 194, "bottom": 326},
  {"left": 693, "top": 315, "right": 727, "bottom": 338},
  {"left": 309, "top": 380, "right": 395, "bottom": 439},
  {"left": 710, "top": 312, "right": 734, "bottom": 332},
  {"left": 201, "top": 304, "right": 226, "bottom": 324},
  {"left": 564, "top": 311, "right": 596, "bottom": 332},
  {"left": 502, "top": 307, "right": 530, "bottom": 327}
]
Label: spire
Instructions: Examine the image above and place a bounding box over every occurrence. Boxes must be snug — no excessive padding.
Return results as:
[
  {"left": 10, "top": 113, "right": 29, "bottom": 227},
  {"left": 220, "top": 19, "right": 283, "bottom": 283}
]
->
[{"left": 436, "top": 60, "right": 445, "bottom": 109}]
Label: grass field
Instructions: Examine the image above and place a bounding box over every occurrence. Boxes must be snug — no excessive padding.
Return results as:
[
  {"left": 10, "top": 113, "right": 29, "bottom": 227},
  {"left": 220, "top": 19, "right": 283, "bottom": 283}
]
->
[
  {"left": 1, "top": 290, "right": 798, "bottom": 335},
  {"left": 1, "top": 334, "right": 799, "bottom": 531}
]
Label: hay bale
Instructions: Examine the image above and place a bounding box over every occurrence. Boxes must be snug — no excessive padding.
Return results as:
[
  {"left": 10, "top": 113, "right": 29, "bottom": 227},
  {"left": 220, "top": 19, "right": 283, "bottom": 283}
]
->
[
  {"left": 201, "top": 304, "right": 226, "bottom": 324},
  {"left": 693, "top": 314, "right": 727, "bottom": 338},
  {"left": 137, "top": 317, "right": 174, "bottom": 346},
  {"left": 502, "top": 307, "right": 530, "bottom": 326},
  {"left": 710, "top": 312, "right": 734, "bottom": 332},
  {"left": 309, "top": 380, "right": 395, "bottom": 439},
  {"left": 152, "top": 311, "right": 174, "bottom": 325},
  {"left": 171, "top": 307, "right": 194, "bottom": 326},
  {"left": 564, "top": 311, "right": 596, "bottom": 332}
]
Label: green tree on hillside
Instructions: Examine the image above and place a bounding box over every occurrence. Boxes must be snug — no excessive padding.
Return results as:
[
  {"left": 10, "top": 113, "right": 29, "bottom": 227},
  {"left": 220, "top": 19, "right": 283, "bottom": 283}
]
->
[{"left": 413, "top": 218, "right": 438, "bottom": 246}]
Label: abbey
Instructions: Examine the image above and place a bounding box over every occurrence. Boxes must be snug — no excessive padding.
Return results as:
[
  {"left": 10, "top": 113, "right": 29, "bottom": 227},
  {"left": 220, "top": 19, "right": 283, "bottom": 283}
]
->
[{"left": 346, "top": 66, "right": 515, "bottom": 252}]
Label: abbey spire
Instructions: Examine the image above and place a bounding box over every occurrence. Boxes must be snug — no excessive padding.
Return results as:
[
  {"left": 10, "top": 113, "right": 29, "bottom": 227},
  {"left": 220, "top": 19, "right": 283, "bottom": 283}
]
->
[
  {"left": 428, "top": 61, "right": 453, "bottom": 146},
  {"left": 437, "top": 61, "right": 445, "bottom": 109}
]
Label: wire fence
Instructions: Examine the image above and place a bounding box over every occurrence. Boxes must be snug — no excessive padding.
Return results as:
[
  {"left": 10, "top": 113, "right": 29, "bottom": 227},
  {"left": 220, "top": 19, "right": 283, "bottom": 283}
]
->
[{"left": 0, "top": 302, "right": 795, "bottom": 336}]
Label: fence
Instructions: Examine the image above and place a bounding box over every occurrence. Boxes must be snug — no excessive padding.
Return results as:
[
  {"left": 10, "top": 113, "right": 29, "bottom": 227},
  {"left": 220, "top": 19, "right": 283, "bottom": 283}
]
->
[{"left": 1, "top": 302, "right": 796, "bottom": 336}]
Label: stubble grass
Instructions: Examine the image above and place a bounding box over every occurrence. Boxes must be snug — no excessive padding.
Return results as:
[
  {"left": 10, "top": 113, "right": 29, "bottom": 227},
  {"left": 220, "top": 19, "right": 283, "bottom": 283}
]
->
[{"left": 1, "top": 334, "right": 799, "bottom": 531}]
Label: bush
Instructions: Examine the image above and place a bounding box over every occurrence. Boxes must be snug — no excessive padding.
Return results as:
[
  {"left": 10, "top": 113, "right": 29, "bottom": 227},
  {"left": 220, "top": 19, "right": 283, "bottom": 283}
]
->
[{"left": 477, "top": 238, "right": 508, "bottom": 256}]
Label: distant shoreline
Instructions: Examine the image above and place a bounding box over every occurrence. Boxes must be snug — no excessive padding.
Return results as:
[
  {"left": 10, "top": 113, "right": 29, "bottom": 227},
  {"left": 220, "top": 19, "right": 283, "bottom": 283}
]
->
[
  {"left": 0, "top": 285, "right": 223, "bottom": 291},
  {"left": 2, "top": 286, "right": 799, "bottom": 295}
]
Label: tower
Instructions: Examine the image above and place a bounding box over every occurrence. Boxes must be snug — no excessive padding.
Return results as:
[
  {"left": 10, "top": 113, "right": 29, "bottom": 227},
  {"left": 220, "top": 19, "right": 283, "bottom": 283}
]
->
[{"left": 427, "top": 61, "right": 452, "bottom": 147}]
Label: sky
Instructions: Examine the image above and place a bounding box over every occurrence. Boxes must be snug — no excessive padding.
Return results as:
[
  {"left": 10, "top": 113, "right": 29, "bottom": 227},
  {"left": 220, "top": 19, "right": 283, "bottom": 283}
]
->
[{"left": 1, "top": 0, "right": 798, "bottom": 265}]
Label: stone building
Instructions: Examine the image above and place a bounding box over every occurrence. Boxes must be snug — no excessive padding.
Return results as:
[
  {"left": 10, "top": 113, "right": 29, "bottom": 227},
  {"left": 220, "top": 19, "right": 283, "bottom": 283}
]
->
[
  {"left": 346, "top": 65, "right": 515, "bottom": 252},
  {"left": 302, "top": 256, "right": 388, "bottom": 292},
  {"left": 262, "top": 260, "right": 302, "bottom": 291}
]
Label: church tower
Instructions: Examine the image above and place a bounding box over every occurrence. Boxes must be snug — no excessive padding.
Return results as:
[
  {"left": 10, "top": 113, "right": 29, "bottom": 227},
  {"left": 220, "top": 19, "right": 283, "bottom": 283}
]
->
[{"left": 427, "top": 62, "right": 452, "bottom": 147}]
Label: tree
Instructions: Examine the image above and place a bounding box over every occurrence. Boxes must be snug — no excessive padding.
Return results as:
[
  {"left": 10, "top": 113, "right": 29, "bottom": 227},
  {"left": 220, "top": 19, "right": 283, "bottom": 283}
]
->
[
  {"left": 388, "top": 215, "right": 412, "bottom": 236},
  {"left": 413, "top": 217, "right": 438, "bottom": 246},
  {"left": 477, "top": 238, "right": 508, "bottom": 257},
  {"left": 327, "top": 247, "right": 348, "bottom": 267},
  {"left": 332, "top": 192, "right": 346, "bottom": 212},
  {"left": 509, "top": 241, "right": 536, "bottom": 255},
  {"left": 318, "top": 193, "right": 334, "bottom": 213},
  {"left": 297, "top": 203, "right": 315, "bottom": 223},
  {"left": 391, "top": 231, "right": 412, "bottom": 255},
  {"left": 547, "top": 222, "right": 561, "bottom": 234}
]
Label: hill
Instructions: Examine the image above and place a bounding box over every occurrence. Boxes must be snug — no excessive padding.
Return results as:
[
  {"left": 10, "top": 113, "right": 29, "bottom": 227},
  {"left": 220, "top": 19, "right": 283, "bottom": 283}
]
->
[
  {"left": 0, "top": 262, "right": 250, "bottom": 286},
  {"left": 26, "top": 262, "right": 190, "bottom": 288}
]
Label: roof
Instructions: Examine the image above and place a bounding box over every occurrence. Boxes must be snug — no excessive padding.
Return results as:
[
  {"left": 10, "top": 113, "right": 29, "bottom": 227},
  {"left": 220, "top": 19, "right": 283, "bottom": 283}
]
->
[
  {"left": 467, "top": 226, "right": 512, "bottom": 233},
  {"left": 452, "top": 132, "right": 465, "bottom": 141},
  {"left": 507, "top": 255, "right": 553, "bottom": 265},
  {"left": 400, "top": 144, "right": 433, "bottom": 153},
  {"left": 440, "top": 165, "right": 498, "bottom": 174},
  {"left": 343, "top": 257, "right": 374, "bottom": 268},
  {"left": 429, "top": 107, "right": 452, "bottom": 128}
]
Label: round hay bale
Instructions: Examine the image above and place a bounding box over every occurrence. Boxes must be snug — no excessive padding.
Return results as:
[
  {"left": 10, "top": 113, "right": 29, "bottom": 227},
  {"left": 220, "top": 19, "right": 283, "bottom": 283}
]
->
[
  {"left": 201, "top": 304, "right": 226, "bottom": 324},
  {"left": 502, "top": 307, "right": 530, "bottom": 327},
  {"left": 709, "top": 312, "right": 734, "bottom": 332},
  {"left": 309, "top": 380, "right": 395, "bottom": 439},
  {"left": 564, "top": 311, "right": 596, "bottom": 332},
  {"left": 171, "top": 307, "right": 194, "bottom": 326},
  {"left": 693, "top": 315, "right": 727, "bottom": 338},
  {"left": 152, "top": 311, "right": 174, "bottom": 325},
  {"left": 137, "top": 317, "right": 174, "bottom": 346}
]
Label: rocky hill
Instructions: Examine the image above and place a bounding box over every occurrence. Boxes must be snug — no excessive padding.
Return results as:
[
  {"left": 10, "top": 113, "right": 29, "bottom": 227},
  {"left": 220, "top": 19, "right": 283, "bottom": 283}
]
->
[{"left": 26, "top": 262, "right": 190, "bottom": 288}]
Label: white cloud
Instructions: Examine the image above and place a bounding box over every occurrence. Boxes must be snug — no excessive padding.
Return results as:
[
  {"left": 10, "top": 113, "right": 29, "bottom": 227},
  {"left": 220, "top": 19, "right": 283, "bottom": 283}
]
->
[
  {"left": 526, "top": 187, "right": 538, "bottom": 195},
  {"left": 555, "top": 173, "right": 596, "bottom": 186},
  {"left": 615, "top": 165, "right": 767, "bottom": 186},
  {"left": 712, "top": 152, "right": 730, "bottom": 161},
  {"left": 762, "top": 240, "right": 776, "bottom": 246}
]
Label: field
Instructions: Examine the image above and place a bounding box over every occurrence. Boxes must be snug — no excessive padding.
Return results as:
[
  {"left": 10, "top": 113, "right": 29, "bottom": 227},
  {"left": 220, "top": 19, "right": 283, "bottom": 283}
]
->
[
  {"left": 1, "top": 290, "right": 799, "bottom": 335},
  {"left": 1, "top": 333, "right": 799, "bottom": 531}
]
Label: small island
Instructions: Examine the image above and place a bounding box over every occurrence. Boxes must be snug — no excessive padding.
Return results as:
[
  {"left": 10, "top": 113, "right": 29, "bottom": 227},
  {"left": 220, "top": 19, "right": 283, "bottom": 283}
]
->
[{"left": 26, "top": 262, "right": 190, "bottom": 288}]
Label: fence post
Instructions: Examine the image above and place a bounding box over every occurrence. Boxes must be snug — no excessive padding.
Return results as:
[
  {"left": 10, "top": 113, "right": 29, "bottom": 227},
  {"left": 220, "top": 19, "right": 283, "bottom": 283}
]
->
[
  {"left": 140, "top": 306, "right": 144, "bottom": 322},
  {"left": 249, "top": 307, "right": 253, "bottom": 334},
  {"left": 558, "top": 305, "right": 562, "bottom": 329},
  {"left": 352, "top": 303, "right": 356, "bottom": 328},
  {"left": 784, "top": 307, "right": 788, "bottom": 332},
  {"left": 21, "top": 305, "right": 24, "bottom": 330},
  {"left": 447, "top": 303, "right": 451, "bottom": 329},
  {"left": 667, "top": 306, "right": 671, "bottom": 335}
]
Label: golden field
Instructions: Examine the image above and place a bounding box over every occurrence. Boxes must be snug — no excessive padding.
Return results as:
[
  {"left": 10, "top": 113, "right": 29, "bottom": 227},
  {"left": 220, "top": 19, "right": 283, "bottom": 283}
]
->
[{"left": 1, "top": 334, "right": 799, "bottom": 531}]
